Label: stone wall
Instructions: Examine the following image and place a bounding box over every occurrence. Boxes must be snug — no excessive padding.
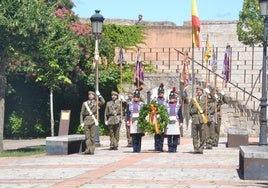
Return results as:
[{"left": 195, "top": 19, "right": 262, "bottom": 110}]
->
[{"left": 81, "top": 17, "right": 265, "bottom": 136}]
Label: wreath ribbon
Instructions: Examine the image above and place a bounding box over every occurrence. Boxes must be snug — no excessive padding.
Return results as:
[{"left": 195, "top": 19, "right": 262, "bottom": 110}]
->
[{"left": 149, "top": 104, "right": 160, "bottom": 134}]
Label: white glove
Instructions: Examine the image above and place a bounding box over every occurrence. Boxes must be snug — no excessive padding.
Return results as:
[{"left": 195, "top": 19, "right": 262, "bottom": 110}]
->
[
  {"left": 220, "top": 90, "right": 225, "bottom": 95},
  {"left": 119, "top": 95, "right": 126, "bottom": 102},
  {"left": 179, "top": 123, "right": 183, "bottom": 127},
  {"left": 204, "top": 88, "right": 210, "bottom": 94},
  {"left": 105, "top": 121, "right": 108, "bottom": 126},
  {"left": 80, "top": 123, "right": 84, "bottom": 127},
  {"left": 214, "top": 94, "right": 219, "bottom": 99},
  {"left": 95, "top": 90, "right": 100, "bottom": 96}
]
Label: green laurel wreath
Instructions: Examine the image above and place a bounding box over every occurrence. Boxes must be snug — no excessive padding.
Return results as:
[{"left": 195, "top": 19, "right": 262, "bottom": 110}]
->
[{"left": 138, "top": 101, "right": 169, "bottom": 134}]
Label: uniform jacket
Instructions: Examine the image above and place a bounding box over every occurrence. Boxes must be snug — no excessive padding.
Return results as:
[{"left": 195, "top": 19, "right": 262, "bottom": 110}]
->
[
  {"left": 152, "top": 97, "right": 168, "bottom": 108},
  {"left": 165, "top": 101, "right": 184, "bottom": 135},
  {"left": 189, "top": 94, "right": 206, "bottom": 124},
  {"left": 129, "top": 100, "right": 144, "bottom": 134},
  {"left": 80, "top": 96, "right": 105, "bottom": 126},
  {"left": 206, "top": 94, "right": 216, "bottom": 122},
  {"left": 104, "top": 99, "right": 122, "bottom": 125}
]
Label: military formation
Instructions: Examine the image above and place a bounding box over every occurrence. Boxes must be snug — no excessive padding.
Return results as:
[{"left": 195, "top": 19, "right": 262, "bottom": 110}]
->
[{"left": 80, "top": 83, "right": 228, "bottom": 155}]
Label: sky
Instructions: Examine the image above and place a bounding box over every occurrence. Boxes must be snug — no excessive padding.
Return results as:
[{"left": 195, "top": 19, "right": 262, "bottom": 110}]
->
[{"left": 72, "top": 0, "right": 244, "bottom": 26}]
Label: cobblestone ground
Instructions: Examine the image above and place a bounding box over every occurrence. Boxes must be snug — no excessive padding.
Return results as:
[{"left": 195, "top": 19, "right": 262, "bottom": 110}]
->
[{"left": 1, "top": 135, "right": 267, "bottom": 188}]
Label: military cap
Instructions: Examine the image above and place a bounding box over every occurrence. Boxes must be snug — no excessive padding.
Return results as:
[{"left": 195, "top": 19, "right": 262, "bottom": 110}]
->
[
  {"left": 88, "top": 91, "right": 96, "bottom": 95},
  {"left": 111, "top": 91, "right": 119, "bottom": 96},
  {"left": 158, "top": 83, "right": 164, "bottom": 94},
  {"left": 133, "top": 89, "right": 140, "bottom": 98},
  {"left": 169, "top": 87, "right": 177, "bottom": 99},
  {"left": 196, "top": 86, "right": 203, "bottom": 91}
]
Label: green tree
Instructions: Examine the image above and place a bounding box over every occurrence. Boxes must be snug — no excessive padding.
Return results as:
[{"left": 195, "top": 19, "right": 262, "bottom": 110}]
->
[
  {"left": 0, "top": 0, "right": 59, "bottom": 152},
  {"left": 237, "top": 0, "right": 263, "bottom": 46},
  {"left": 102, "top": 24, "right": 146, "bottom": 64}
]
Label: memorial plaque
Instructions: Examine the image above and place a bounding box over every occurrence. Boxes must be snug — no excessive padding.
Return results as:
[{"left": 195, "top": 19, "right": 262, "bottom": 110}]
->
[{"left": 58, "top": 110, "right": 71, "bottom": 136}]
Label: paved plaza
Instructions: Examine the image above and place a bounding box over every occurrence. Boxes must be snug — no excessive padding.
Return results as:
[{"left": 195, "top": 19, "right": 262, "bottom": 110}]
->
[{"left": 0, "top": 135, "right": 268, "bottom": 188}]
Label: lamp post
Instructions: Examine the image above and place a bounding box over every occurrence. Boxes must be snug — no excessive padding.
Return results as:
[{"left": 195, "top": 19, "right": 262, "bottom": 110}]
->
[
  {"left": 90, "top": 10, "right": 104, "bottom": 146},
  {"left": 259, "top": 0, "right": 268, "bottom": 146}
]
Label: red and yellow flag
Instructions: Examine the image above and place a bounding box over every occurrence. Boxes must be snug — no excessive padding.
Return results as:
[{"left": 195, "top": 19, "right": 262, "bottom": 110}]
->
[{"left": 192, "top": 0, "right": 200, "bottom": 48}]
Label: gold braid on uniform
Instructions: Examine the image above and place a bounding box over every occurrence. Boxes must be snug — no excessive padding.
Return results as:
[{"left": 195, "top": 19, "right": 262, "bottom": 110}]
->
[{"left": 138, "top": 101, "right": 169, "bottom": 134}]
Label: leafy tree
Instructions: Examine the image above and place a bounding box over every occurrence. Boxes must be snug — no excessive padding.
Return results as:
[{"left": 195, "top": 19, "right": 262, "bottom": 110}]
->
[
  {"left": 0, "top": 0, "right": 147, "bottom": 143},
  {"left": 102, "top": 24, "right": 146, "bottom": 64},
  {"left": 0, "top": 0, "right": 60, "bottom": 152},
  {"left": 237, "top": 0, "right": 263, "bottom": 46}
]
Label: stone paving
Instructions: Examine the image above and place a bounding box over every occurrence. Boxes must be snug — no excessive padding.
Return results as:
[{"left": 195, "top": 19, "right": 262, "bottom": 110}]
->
[{"left": 1, "top": 135, "right": 268, "bottom": 188}]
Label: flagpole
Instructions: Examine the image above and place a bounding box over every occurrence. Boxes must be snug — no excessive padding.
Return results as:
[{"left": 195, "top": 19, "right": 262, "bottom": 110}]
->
[
  {"left": 191, "top": 0, "right": 200, "bottom": 98},
  {"left": 119, "top": 48, "right": 123, "bottom": 123},
  {"left": 213, "top": 45, "right": 218, "bottom": 122},
  {"left": 205, "top": 35, "right": 209, "bottom": 119},
  {"left": 191, "top": 29, "right": 195, "bottom": 98}
]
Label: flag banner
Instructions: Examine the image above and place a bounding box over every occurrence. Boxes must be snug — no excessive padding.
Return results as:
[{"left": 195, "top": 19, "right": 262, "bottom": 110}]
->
[
  {"left": 222, "top": 45, "right": 231, "bottom": 83},
  {"left": 204, "top": 37, "right": 211, "bottom": 62},
  {"left": 192, "top": 0, "right": 200, "bottom": 48},
  {"left": 134, "top": 51, "right": 144, "bottom": 86},
  {"left": 117, "top": 48, "right": 126, "bottom": 65},
  {"left": 180, "top": 51, "right": 190, "bottom": 87},
  {"left": 212, "top": 55, "right": 218, "bottom": 72}
]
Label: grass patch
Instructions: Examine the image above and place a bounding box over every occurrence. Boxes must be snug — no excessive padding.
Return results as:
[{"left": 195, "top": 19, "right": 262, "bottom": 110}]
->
[{"left": 0, "top": 145, "right": 46, "bottom": 157}]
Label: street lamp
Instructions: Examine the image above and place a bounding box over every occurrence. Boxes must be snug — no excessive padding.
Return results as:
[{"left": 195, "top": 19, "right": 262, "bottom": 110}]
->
[
  {"left": 259, "top": 0, "right": 268, "bottom": 145},
  {"left": 90, "top": 10, "right": 104, "bottom": 146}
]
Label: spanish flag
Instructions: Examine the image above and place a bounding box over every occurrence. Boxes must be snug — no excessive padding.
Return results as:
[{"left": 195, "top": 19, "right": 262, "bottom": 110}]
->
[{"left": 192, "top": 0, "right": 200, "bottom": 48}]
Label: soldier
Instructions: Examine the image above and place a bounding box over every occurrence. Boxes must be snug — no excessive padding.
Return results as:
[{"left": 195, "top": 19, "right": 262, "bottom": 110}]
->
[
  {"left": 213, "top": 88, "right": 228, "bottom": 146},
  {"left": 189, "top": 86, "right": 207, "bottom": 154},
  {"left": 203, "top": 87, "right": 216, "bottom": 149},
  {"left": 124, "top": 92, "right": 134, "bottom": 147},
  {"left": 165, "top": 87, "right": 183, "bottom": 152},
  {"left": 152, "top": 83, "right": 168, "bottom": 152},
  {"left": 104, "top": 91, "right": 122, "bottom": 150},
  {"left": 181, "top": 84, "right": 191, "bottom": 132},
  {"left": 127, "top": 88, "right": 144, "bottom": 153},
  {"left": 80, "top": 90, "right": 105, "bottom": 155}
]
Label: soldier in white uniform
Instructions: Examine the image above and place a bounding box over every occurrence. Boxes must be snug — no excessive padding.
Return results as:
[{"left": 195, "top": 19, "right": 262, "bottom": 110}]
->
[
  {"left": 165, "top": 88, "right": 183, "bottom": 152},
  {"left": 127, "top": 88, "right": 144, "bottom": 153},
  {"left": 151, "top": 83, "right": 168, "bottom": 152}
]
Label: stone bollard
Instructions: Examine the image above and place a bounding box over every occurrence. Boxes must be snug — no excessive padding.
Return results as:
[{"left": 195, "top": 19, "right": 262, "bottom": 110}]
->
[{"left": 227, "top": 128, "right": 248, "bottom": 147}]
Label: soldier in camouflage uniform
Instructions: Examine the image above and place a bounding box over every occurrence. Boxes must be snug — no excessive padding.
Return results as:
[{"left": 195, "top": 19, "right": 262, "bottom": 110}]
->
[
  {"left": 104, "top": 91, "right": 122, "bottom": 150},
  {"left": 80, "top": 90, "right": 105, "bottom": 155},
  {"left": 203, "top": 88, "right": 216, "bottom": 149},
  {"left": 189, "top": 86, "right": 206, "bottom": 154},
  {"left": 213, "top": 88, "right": 228, "bottom": 146}
]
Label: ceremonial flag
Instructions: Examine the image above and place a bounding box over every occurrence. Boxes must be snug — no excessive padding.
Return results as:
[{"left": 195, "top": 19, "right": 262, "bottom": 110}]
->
[
  {"left": 222, "top": 45, "right": 231, "bottom": 83},
  {"left": 180, "top": 51, "right": 190, "bottom": 87},
  {"left": 212, "top": 50, "right": 218, "bottom": 72},
  {"left": 134, "top": 51, "right": 144, "bottom": 86},
  {"left": 117, "top": 47, "right": 126, "bottom": 65},
  {"left": 203, "top": 36, "right": 211, "bottom": 62},
  {"left": 192, "top": 0, "right": 200, "bottom": 48},
  {"left": 118, "top": 48, "right": 124, "bottom": 62}
]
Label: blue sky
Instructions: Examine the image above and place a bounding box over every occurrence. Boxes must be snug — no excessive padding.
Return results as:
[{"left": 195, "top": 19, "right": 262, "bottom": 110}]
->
[{"left": 72, "top": 0, "right": 244, "bottom": 26}]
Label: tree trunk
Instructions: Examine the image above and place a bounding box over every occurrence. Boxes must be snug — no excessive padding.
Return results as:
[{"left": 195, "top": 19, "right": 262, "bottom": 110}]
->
[
  {"left": 50, "top": 88, "right": 54, "bottom": 136},
  {"left": 0, "top": 82, "right": 5, "bottom": 152},
  {"left": 0, "top": 53, "right": 7, "bottom": 152}
]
